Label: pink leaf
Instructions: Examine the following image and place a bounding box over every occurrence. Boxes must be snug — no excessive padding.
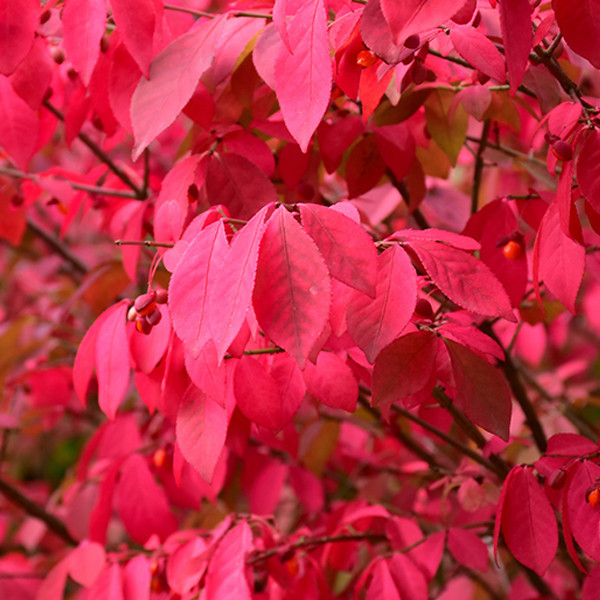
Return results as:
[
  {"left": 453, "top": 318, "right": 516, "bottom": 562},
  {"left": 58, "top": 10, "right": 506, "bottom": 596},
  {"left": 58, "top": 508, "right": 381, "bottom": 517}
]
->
[
  {"left": 546, "top": 433, "right": 599, "bottom": 457},
  {"left": 374, "top": 123, "right": 416, "bottom": 183},
  {"left": 553, "top": 0, "right": 600, "bottom": 69},
  {"left": 169, "top": 221, "right": 229, "bottom": 357},
  {"left": 129, "top": 308, "right": 170, "bottom": 374},
  {"left": 304, "top": 352, "right": 358, "bottom": 412},
  {"left": 388, "top": 553, "right": 428, "bottom": 600},
  {"left": 208, "top": 205, "right": 270, "bottom": 362},
  {"left": 95, "top": 300, "right": 130, "bottom": 419},
  {"left": 62, "top": 0, "right": 106, "bottom": 86},
  {"left": 131, "top": 16, "right": 225, "bottom": 160},
  {"left": 205, "top": 153, "right": 278, "bottom": 220},
  {"left": 346, "top": 244, "right": 417, "bottom": 363},
  {"left": 274, "top": 0, "right": 332, "bottom": 152},
  {"left": 380, "top": 0, "right": 464, "bottom": 45},
  {"left": 406, "top": 240, "right": 515, "bottom": 321},
  {"left": 438, "top": 322, "right": 504, "bottom": 361},
  {"left": 499, "top": 0, "right": 532, "bottom": 95},
  {"left": 68, "top": 541, "right": 106, "bottom": 587},
  {"left": 444, "top": 339, "right": 511, "bottom": 440},
  {"left": 115, "top": 454, "right": 177, "bottom": 544},
  {"left": 111, "top": 0, "right": 156, "bottom": 77},
  {"left": 87, "top": 564, "right": 123, "bottom": 600},
  {"left": 9, "top": 38, "right": 53, "bottom": 110},
  {"left": 253, "top": 206, "right": 331, "bottom": 368},
  {"left": 176, "top": 384, "right": 228, "bottom": 483},
  {"left": 166, "top": 538, "right": 207, "bottom": 595},
  {"left": 391, "top": 228, "right": 481, "bottom": 251},
  {"left": 0, "top": 0, "right": 38, "bottom": 76},
  {"left": 536, "top": 199, "right": 584, "bottom": 313},
  {"left": 205, "top": 522, "right": 253, "bottom": 600},
  {"left": 0, "top": 75, "right": 37, "bottom": 171},
  {"left": 366, "top": 560, "right": 401, "bottom": 600},
  {"left": 577, "top": 128, "right": 600, "bottom": 214},
  {"left": 122, "top": 555, "right": 151, "bottom": 600},
  {"left": 449, "top": 27, "right": 506, "bottom": 83},
  {"left": 447, "top": 528, "right": 488, "bottom": 572},
  {"left": 501, "top": 466, "right": 558, "bottom": 575},
  {"left": 299, "top": 203, "right": 377, "bottom": 296},
  {"left": 372, "top": 331, "right": 438, "bottom": 406}
]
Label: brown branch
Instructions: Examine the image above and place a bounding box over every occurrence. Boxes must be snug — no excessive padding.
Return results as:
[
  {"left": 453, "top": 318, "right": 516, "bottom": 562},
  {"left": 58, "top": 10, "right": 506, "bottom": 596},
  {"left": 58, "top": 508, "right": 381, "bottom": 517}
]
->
[
  {"left": 114, "top": 239, "right": 174, "bottom": 248},
  {"left": 0, "top": 476, "right": 77, "bottom": 546},
  {"left": 471, "top": 119, "right": 491, "bottom": 215}
]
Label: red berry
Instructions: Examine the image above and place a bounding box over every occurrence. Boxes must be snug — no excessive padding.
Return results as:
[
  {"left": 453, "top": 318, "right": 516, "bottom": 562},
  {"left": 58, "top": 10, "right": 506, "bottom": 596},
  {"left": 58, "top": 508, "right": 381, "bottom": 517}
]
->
[
  {"left": 587, "top": 487, "right": 600, "bottom": 507},
  {"left": 414, "top": 299, "right": 434, "bottom": 320},
  {"left": 155, "top": 289, "right": 168, "bottom": 305},
  {"left": 152, "top": 448, "right": 167, "bottom": 469},
  {"left": 356, "top": 50, "right": 378, "bottom": 68},
  {"left": 502, "top": 240, "right": 523, "bottom": 260},
  {"left": 134, "top": 292, "right": 157, "bottom": 316},
  {"left": 551, "top": 139, "right": 573, "bottom": 162},
  {"left": 50, "top": 47, "right": 65, "bottom": 65}
]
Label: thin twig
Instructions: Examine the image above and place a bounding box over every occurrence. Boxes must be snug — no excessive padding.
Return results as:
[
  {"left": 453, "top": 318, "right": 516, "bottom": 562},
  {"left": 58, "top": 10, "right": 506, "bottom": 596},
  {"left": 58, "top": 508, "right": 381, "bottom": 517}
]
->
[
  {"left": 114, "top": 239, "right": 174, "bottom": 248},
  {"left": 0, "top": 476, "right": 77, "bottom": 546},
  {"left": 471, "top": 119, "right": 491, "bottom": 215}
]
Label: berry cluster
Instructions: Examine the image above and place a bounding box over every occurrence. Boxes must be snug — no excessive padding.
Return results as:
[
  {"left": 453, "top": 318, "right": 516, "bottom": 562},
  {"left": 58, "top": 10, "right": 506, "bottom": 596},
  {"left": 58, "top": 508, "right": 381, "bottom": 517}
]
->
[{"left": 127, "top": 289, "right": 168, "bottom": 334}]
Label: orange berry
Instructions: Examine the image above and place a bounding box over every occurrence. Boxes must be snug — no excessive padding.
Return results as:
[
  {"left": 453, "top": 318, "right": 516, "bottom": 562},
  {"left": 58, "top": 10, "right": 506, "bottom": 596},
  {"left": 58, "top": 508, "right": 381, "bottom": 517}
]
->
[
  {"left": 284, "top": 555, "right": 299, "bottom": 577},
  {"left": 502, "top": 240, "right": 523, "bottom": 260},
  {"left": 356, "top": 50, "right": 378, "bottom": 68},
  {"left": 152, "top": 448, "right": 167, "bottom": 468},
  {"left": 587, "top": 487, "right": 600, "bottom": 507}
]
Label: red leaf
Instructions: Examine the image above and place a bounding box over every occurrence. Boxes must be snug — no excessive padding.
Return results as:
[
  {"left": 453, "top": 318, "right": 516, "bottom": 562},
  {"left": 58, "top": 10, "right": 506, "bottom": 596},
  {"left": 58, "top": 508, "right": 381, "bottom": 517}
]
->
[
  {"left": 407, "top": 240, "right": 515, "bottom": 321},
  {"left": 500, "top": 466, "right": 558, "bottom": 575},
  {"left": 62, "top": 0, "right": 106, "bottom": 86},
  {"left": 450, "top": 27, "right": 506, "bottom": 83},
  {"left": 447, "top": 528, "right": 488, "bottom": 572},
  {"left": 388, "top": 553, "right": 428, "bottom": 600},
  {"left": 208, "top": 206, "right": 269, "bottom": 362},
  {"left": 546, "top": 433, "right": 599, "bottom": 457},
  {"left": 111, "top": 0, "right": 156, "bottom": 77},
  {"left": 115, "top": 454, "right": 177, "bottom": 544},
  {"left": 9, "top": 35, "right": 52, "bottom": 109},
  {"left": 129, "top": 308, "right": 170, "bottom": 374},
  {"left": 535, "top": 199, "right": 584, "bottom": 313},
  {"left": 360, "top": 0, "right": 404, "bottom": 65},
  {"left": 304, "top": 352, "right": 358, "bottom": 412},
  {"left": 391, "top": 228, "right": 481, "bottom": 251},
  {"left": 299, "top": 203, "right": 377, "bottom": 296},
  {"left": 372, "top": 331, "right": 438, "bottom": 406},
  {"left": 499, "top": 0, "right": 532, "bottom": 95},
  {"left": 346, "top": 245, "right": 417, "bottom": 363},
  {"left": 94, "top": 300, "right": 130, "bottom": 419},
  {"left": 0, "top": 75, "right": 38, "bottom": 171},
  {"left": 205, "top": 153, "right": 278, "bottom": 220},
  {"left": 274, "top": 0, "right": 332, "bottom": 152},
  {"left": 346, "top": 133, "right": 386, "bottom": 198},
  {"left": 205, "top": 522, "right": 253, "bottom": 600},
  {"left": 0, "top": 0, "right": 38, "bottom": 75},
  {"left": 169, "top": 221, "right": 229, "bottom": 357},
  {"left": 374, "top": 123, "right": 416, "bottom": 183},
  {"left": 577, "top": 128, "right": 600, "bottom": 214},
  {"left": 444, "top": 339, "right": 511, "bottom": 440},
  {"left": 380, "top": 0, "right": 464, "bottom": 45},
  {"left": 553, "top": 0, "right": 600, "bottom": 69},
  {"left": 366, "top": 560, "right": 401, "bottom": 600},
  {"left": 131, "top": 16, "right": 225, "bottom": 159},
  {"left": 176, "top": 384, "right": 229, "bottom": 484},
  {"left": 253, "top": 206, "right": 331, "bottom": 368}
]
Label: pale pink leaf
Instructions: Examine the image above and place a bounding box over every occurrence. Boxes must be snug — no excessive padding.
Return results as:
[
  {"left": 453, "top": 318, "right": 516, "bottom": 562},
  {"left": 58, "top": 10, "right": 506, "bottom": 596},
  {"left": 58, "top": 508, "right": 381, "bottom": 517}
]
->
[
  {"left": 537, "top": 199, "right": 584, "bottom": 313},
  {"left": 303, "top": 352, "right": 358, "bottom": 412},
  {"left": 0, "top": 75, "right": 37, "bottom": 171},
  {"left": 452, "top": 85, "right": 492, "bottom": 122},
  {"left": 166, "top": 538, "right": 207, "bottom": 595},
  {"left": 111, "top": 0, "right": 156, "bottom": 77},
  {"left": 372, "top": 331, "right": 438, "bottom": 406},
  {"left": 169, "top": 221, "right": 229, "bottom": 357},
  {"left": 176, "top": 384, "right": 228, "bottom": 483},
  {"left": 115, "top": 454, "right": 177, "bottom": 544},
  {"left": 131, "top": 16, "right": 225, "bottom": 160},
  {"left": 444, "top": 339, "right": 511, "bottom": 441},
  {"left": 253, "top": 206, "right": 331, "bottom": 368},
  {"left": 68, "top": 541, "right": 106, "bottom": 587},
  {"left": 346, "top": 244, "right": 417, "bottom": 363},
  {"left": 0, "top": 0, "right": 38, "bottom": 75},
  {"left": 499, "top": 0, "right": 532, "bottom": 95},
  {"left": 205, "top": 522, "right": 253, "bottom": 600},
  {"left": 380, "top": 0, "right": 464, "bottom": 45},
  {"left": 501, "top": 466, "right": 558, "bottom": 575},
  {"left": 35, "top": 558, "right": 69, "bottom": 600},
  {"left": 208, "top": 205, "right": 270, "bottom": 362},
  {"left": 62, "top": 0, "right": 106, "bottom": 86},
  {"left": 407, "top": 240, "right": 515, "bottom": 321},
  {"left": 299, "top": 203, "right": 377, "bottom": 296},
  {"left": 553, "top": 0, "right": 600, "bottom": 69},
  {"left": 122, "top": 555, "right": 151, "bottom": 600},
  {"left": 274, "top": 0, "right": 332, "bottom": 152},
  {"left": 95, "top": 300, "right": 130, "bottom": 419},
  {"left": 87, "top": 564, "right": 123, "bottom": 600},
  {"left": 450, "top": 27, "right": 505, "bottom": 83},
  {"left": 447, "top": 528, "right": 488, "bottom": 572}
]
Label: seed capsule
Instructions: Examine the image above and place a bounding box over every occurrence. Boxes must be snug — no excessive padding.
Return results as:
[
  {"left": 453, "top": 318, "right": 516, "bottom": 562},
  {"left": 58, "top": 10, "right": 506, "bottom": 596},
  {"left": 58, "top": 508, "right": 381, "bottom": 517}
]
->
[
  {"left": 135, "top": 317, "right": 152, "bottom": 335},
  {"left": 146, "top": 307, "right": 162, "bottom": 327},
  {"left": 134, "top": 292, "right": 157, "bottom": 316},
  {"left": 587, "top": 487, "right": 600, "bottom": 507},
  {"left": 551, "top": 139, "right": 573, "bottom": 162},
  {"left": 356, "top": 50, "right": 378, "bottom": 68}
]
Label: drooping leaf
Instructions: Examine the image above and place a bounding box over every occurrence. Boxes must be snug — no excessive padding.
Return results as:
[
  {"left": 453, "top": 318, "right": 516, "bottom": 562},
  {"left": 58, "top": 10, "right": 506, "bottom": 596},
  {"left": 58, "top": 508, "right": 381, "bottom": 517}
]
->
[
  {"left": 87, "top": 564, "right": 123, "bottom": 600},
  {"left": 131, "top": 16, "right": 225, "bottom": 159},
  {"left": 406, "top": 239, "right": 515, "bottom": 321},
  {"left": 176, "top": 384, "right": 229, "bottom": 483},
  {"left": 346, "top": 244, "right": 417, "bottom": 363},
  {"left": 0, "top": 0, "right": 38, "bottom": 76},
  {"left": 299, "top": 203, "right": 377, "bottom": 296},
  {"left": 372, "top": 331, "right": 438, "bottom": 406},
  {"left": 62, "top": 0, "right": 106, "bottom": 86},
  {"left": 447, "top": 528, "right": 488, "bottom": 572},
  {"left": 500, "top": 466, "right": 558, "bottom": 575},
  {"left": 553, "top": 0, "right": 600, "bottom": 69},
  {"left": 253, "top": 206, "right": 331, "bottom": 368},
  {"left": 449, "top": 27, "right": 506, "bottom": 83},
  {"left": 388, "top": 553, "right": 428, "bottom": 600},
  {"left": 274, "top": 0, "right": 332, "bottom": 152},
  {"left": 122, "top": 555, "right": 151, "bottom": 600},
  {"left": 498, "top": 0, "right": 532, "bottom": 95},
  {"left": 346, "top": 133, "right": 386, "bottom": 198},
  {"left": 366, "top": 559, "right": 401, "bottom": 600},
  {"left": 444, "top": 339, "right": 511, "bottom": 440}
]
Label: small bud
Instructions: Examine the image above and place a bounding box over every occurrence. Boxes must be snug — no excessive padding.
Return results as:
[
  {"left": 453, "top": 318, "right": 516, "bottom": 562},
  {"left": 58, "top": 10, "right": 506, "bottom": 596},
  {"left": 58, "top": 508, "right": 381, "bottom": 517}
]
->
[
  {"left": 414, "top": 299, "right": 434, "bottom": 320},
  {"left": 50, "top": 47, "right": 65, "bottom": 65},
  {"left": 551, "top": 139, "right": 573, "bottom": 162},
  {"left": 356, "top": 49, "right": 378, "bottom": 68},
  {"left": 155, "top": 289, "right": 168, "bottom": 304},
  {"left": 587, "top": 486, "right": 600, "bottom": 507},
  {"left": 134, "top": 292, "right": 157, "bottom": 316}
]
